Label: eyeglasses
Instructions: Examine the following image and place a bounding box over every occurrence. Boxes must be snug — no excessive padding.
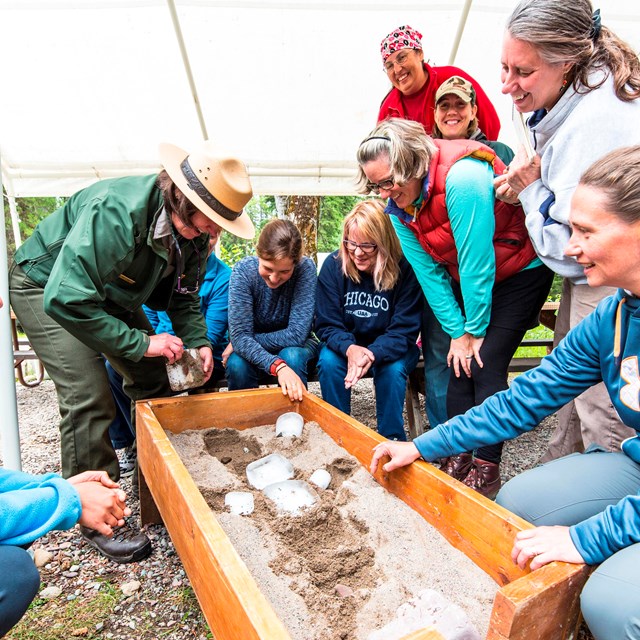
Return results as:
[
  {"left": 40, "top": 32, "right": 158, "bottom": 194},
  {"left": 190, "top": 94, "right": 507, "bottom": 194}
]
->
[
  {"left": 365, "top": 177, "right": 395, "bottom": 194},
  {"left": 173, "top": 236, "right": 201, "bottom": 294},
  {"left": 343, "top": 239, "right": 378, "bottom": 254},
  {"left": 383, "top": 50, "right": 411, "bottom": 72}
]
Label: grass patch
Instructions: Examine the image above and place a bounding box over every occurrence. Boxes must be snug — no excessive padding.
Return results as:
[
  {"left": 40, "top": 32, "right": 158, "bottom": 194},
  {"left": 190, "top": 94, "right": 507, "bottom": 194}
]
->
[
  {"left": 6, "top": 581, "right": 118, "bottom": 640},
  {"left": 513, "top": 324, "right": 554, "bottom": 359}
]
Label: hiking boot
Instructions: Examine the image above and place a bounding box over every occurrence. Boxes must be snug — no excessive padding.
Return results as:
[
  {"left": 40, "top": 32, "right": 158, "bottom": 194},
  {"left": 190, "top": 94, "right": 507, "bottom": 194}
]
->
[
  {"left": 80, "top": 523, "right": 152, "bottom": 564},
  {"left": 463, "top": 458, "right": 501, "bottom": 500},
  {"left": 117, "top": 446, "right": 136, "bottom": 477},
  {"left": 439, "top": 453, "right": 473, "bottom": 482}
]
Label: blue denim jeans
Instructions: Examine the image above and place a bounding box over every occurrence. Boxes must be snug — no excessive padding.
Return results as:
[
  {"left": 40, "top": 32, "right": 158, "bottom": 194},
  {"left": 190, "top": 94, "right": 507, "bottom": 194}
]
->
[
  {"left": 0, "top": 546, "right": 40, "bottom": 636},
  {"left": 226, "top": 337, "right": 319, "bottom": 390},
  {"left": 105, "top": 360, "right": 136, "bottom": 449},
  {"left": 317, "top": 344, "right": 420, "bottom": 441},
  {"left": 421, "top": 302, "right": 450, "bottom": 428}
]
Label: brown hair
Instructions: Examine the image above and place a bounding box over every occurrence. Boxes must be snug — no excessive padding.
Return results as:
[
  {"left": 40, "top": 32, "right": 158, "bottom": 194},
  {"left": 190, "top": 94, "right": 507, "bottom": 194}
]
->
[
  {"left": 339, "top": 199, "right": 402, "bottom": 291},
  {"left": 579, "top": 145, "right": 640, "bottom": 225},
  {"left": 507, "top": 0, "right": 640, "bottom": 101},
  {"left": 157, "top": 170, "right": 198, "bottom": 228},
  {"left": 256, "top": 218, "right": 304, "bottom": 264}
]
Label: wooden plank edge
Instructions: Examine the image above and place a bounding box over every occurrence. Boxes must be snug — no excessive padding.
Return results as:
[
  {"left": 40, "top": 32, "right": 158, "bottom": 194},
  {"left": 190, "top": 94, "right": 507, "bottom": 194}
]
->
[{"left": 136, "top": 401, "right": 291, "bottom": 640}]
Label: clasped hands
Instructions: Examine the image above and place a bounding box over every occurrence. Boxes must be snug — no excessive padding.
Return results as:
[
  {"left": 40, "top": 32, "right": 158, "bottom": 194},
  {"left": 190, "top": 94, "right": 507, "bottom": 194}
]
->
[
  {"left": 345, "top": 344, "right": 375, "bottom": 390},
  {"left": 68, "top": 470, "right": 131, "bottom": 537},
  {"left": 494, "top": 145, "right": 542, "bottom": 204}
]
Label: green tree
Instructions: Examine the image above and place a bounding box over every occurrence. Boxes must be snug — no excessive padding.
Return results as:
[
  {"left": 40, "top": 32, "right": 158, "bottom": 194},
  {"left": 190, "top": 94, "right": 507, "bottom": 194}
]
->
[{"left": 318, "top": 195, "right": 364, "bottom": 252}]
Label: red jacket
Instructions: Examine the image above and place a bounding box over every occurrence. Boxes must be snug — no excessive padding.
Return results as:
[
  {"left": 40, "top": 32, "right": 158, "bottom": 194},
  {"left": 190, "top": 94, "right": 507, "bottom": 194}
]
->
[
  {"left": 378, "top": 63, "right": 501, "bottom": 140},
  {"left": 403, "top": 139, "right": 536, "bottom": 283}
]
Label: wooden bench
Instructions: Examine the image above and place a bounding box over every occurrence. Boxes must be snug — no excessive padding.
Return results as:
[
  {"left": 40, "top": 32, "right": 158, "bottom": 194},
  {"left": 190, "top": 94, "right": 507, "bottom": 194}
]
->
[{"left": 11, "top": 308, "right": 45, "bottom": 387}]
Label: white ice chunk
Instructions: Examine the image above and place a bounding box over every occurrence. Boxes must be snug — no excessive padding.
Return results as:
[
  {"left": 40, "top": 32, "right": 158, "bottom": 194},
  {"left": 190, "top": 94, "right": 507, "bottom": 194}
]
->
[
  {"left": 263, "top": 480, "right": 318, "bottom": 515},
  {"left": 246, "top": 453, "right": 294, "bottom": 490},
  {"left": 367, "top": 589, "right": 481, "bottom": 640},
  {"left": 224, "top": 491, "right": 255, "bottom": 516},
  {"left": 275, "top": 412, "right": 304, "bottom": 438},
  {"left": 309, "top": 468, "right": 331, "bottom": 490}
]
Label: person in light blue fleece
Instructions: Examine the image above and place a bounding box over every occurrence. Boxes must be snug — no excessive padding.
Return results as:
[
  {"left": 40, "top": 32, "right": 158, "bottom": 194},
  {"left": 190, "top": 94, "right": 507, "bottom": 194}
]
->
[
  {"left": 223, "top": 218, "right": 319, "bottom": 403},
  {"left": 370, "top": 145, "right": 640, "bottom": 640},
  {"left": 357, "top": 117, "right": 553, "bottom": 498},
  {"left": 0, "top": 419, "right": 129, "bottom": 636}
]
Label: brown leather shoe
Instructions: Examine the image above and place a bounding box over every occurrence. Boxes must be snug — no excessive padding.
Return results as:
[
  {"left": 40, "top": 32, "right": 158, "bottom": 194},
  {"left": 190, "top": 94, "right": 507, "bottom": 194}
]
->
[
  {"left": 463, "top": 458, "right": 501, "bottom": 500},
  {"left": 439, "top": 453, "right": 473, "bottom": 481}
]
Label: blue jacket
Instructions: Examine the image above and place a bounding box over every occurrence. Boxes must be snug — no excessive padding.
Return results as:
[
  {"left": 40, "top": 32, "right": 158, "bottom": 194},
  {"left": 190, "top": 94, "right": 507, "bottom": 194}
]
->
[
  {"left": 314, "top": 251, "right": 422, "bottom": 363},
  {"left": 412, "top": 290, "right": 640, "bottom": 565},
  {"left": 0, "top": 469, "right": 81, "bottom": 546},
  {"left": 143, "top": 252, "right": 231, "bottom": 362}
]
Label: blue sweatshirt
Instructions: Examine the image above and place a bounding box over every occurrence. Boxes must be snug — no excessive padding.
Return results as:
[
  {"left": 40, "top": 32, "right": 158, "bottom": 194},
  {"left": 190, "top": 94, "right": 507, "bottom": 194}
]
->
[
  {"left": 0, "top": 469, "right": 81, "bottom": 546},
  {"left": 228, "top": 256, "right": 317, "bottom": 373},
  {"left": 314, "top": 252, "right": 422, "bottom": 363},
  {"left": 143, "top": 252, "right": 230, "bottom": 362},
  {"left": 411, "top": 290, "right": 640, "bottom": 565}
]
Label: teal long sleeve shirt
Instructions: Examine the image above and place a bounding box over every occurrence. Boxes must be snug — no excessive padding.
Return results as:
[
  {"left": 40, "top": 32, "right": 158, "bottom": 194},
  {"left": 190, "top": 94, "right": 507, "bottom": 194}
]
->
[{"left": 390, "top": 157, "right": 496, "bottom": 339}]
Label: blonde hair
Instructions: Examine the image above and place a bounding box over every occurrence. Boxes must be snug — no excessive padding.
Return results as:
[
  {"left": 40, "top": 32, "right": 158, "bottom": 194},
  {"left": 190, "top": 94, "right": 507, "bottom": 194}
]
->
[
  {"left": 256, "top": 219, "right": 303, "bottom": 264},
  {"left": 338, "top": 199, "right": 402, "bottom": 291},
  {"left": 507, "top": 0, "right": 640, "bottom": 101},
  {"left": 355, "top": 119, "right": 436, "bottom": 194}
]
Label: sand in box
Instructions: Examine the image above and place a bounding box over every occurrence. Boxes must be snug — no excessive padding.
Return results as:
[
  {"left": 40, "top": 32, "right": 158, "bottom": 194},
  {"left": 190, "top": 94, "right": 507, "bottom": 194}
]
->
[{"left": 168, "top": 420, "right": 498, "bottom": 640}]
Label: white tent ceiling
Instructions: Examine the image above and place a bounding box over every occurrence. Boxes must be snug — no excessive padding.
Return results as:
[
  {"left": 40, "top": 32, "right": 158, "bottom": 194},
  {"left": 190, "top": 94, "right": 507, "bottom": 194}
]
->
[{"left": 2, "top": 0, "right": 638, "bottom": 198}]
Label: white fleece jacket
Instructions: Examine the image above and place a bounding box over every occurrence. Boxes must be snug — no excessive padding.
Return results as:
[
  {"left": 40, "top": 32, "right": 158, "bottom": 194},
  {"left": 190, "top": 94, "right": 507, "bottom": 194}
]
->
[{"left": 520, "top": 71, "right": 640, "bottom": 283}]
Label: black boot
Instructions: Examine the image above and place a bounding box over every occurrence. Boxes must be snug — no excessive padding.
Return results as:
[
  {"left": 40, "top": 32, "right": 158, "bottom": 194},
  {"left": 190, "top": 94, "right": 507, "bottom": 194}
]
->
[{"left": 80, "top": 523, "right": 152, "bottom": 564}]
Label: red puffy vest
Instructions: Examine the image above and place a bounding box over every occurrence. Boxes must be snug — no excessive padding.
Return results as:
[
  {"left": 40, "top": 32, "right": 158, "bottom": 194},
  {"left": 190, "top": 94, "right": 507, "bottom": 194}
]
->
[{"left": 403, "top": 139, "right": 537, "bottom": 283}]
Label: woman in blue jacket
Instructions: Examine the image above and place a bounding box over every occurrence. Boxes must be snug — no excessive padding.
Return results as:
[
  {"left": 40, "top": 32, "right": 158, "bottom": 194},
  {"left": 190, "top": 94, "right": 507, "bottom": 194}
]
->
[
  {"left": 315, "top": 200, "right": 422, "bottom": 441},
  {"left": 370, "top": 145, "right": 640, "bottom": 640}
]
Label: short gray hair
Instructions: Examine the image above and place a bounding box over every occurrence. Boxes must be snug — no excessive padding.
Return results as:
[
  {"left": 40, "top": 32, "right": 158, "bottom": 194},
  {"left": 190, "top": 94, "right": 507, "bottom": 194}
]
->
[{"left": 355, "top": 119, "right": 436, "bottom": 194}]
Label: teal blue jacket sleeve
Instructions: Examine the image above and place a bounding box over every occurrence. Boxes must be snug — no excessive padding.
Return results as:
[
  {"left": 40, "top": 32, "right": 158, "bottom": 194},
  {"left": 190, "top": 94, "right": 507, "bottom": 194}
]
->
[
  {"left": 445, "top": 157, "right": 496, "bottom": 337},
  {"left": 390, "top": 216, "right": 466, "bottom": 339},
  {"left": 0, "top": 469, "right": 82, "bottom": 546}
]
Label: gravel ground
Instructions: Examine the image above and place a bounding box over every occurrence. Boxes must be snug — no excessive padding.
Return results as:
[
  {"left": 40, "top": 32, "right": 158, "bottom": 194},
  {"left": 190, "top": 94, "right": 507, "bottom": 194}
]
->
[{"left": 2, "top": 377, "right": 592, "bottom": 640}]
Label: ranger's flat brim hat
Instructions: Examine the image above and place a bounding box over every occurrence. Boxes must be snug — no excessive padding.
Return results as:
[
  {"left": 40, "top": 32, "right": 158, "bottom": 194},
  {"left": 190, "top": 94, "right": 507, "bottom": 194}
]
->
[{"left": 159, "top": 142, "right": 255, "bottom": 240}]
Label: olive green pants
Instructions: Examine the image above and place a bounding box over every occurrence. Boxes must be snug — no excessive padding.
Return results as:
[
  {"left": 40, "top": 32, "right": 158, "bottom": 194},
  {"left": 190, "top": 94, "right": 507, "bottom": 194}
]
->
[{"left": 9, "top": 263, "right": 172, "bottom": 480}]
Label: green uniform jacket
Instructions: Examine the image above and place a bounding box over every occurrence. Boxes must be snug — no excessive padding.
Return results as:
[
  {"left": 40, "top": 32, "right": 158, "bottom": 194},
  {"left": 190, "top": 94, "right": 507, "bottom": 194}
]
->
[{"left": 14, "top": 174, "right": 210, "bottom": 361}]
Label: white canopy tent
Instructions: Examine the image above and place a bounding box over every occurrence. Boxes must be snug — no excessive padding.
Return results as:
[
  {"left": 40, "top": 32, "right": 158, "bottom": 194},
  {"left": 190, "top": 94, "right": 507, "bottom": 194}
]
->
[{"left": 2, "top": 0, "right": 640, "bottom": 468}]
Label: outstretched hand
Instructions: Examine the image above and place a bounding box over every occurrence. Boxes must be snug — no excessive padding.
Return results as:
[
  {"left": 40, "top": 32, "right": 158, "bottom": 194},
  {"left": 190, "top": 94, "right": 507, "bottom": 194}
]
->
[{"left": 370, "top": 441, "right": 421, "bottom": 475}]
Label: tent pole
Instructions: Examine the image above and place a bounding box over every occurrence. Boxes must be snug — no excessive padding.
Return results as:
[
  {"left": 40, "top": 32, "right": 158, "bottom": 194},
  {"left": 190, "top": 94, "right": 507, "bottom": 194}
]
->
[
  {"left": 8, "top": 195, "right": 22, "bottom": 250},
  {"left": 166, "top": 0, "right": 209, "bottom": 141},
  {"left": 0, "top": 163, "right": 22, "bottom": 470},
  {"left": 448, "top": 0, "right": 473, "bottom": 65}
]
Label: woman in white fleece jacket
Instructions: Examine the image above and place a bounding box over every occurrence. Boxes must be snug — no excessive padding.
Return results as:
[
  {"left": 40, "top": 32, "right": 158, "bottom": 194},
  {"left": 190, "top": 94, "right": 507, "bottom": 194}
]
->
[{"left": 494, "top": 0, "right": 640, "bottom": 461}]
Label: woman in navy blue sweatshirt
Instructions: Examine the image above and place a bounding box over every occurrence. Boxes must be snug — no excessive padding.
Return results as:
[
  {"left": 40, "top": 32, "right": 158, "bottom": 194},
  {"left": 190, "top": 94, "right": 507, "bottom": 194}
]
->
[{"left": 315, "top": 200, "right": 423, "bottom": 440}]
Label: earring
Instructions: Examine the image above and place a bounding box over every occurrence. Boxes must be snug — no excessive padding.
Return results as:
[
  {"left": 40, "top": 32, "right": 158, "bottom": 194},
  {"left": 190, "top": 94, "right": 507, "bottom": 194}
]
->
[{"left": 560, "top": 76, "right": 569, "bottom": 94}]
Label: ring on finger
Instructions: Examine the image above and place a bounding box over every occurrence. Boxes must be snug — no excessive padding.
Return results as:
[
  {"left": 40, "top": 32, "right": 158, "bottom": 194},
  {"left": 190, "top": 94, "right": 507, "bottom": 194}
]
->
[{"left": 465, "top": 355, "right": 473, "bottom": 360}]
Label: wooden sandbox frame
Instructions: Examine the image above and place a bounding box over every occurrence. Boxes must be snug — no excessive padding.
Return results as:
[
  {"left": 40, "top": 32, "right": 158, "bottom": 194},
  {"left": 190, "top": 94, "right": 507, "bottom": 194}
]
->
[{"left": 136, "top": 388, "right": 591, "bottom": 640}]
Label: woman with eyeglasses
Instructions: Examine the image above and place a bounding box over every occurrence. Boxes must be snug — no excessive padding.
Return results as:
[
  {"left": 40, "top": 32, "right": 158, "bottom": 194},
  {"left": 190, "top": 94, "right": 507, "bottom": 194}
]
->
[
  {"left": 357, "top": 118, "right": 553, "bottom": 498},
  {"left": 223, "top": 218, "right": 319, "bottom": 403},
  {"left": 9, "top": 142, "right": 253, "bottom": 563},
  {"left": 314, "top": 200, "right": 422, "bottom": 441},
  {"left": 494, "top": 0, "right": 640, "bottom": 464},
  {"left": 377, "top": 24, "right": 500, "bottom": 139}
]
